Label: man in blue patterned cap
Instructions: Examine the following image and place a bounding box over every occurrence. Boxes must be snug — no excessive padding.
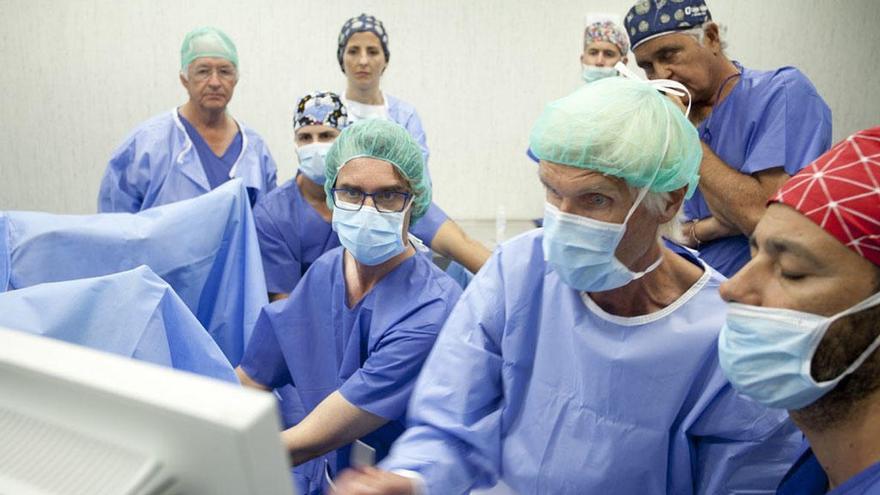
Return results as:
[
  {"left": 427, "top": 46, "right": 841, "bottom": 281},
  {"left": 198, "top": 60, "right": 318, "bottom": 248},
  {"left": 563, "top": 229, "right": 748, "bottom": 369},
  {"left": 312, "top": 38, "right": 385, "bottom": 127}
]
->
[{"left": 625, "top": 0, "right": 832, "bottom": 277}]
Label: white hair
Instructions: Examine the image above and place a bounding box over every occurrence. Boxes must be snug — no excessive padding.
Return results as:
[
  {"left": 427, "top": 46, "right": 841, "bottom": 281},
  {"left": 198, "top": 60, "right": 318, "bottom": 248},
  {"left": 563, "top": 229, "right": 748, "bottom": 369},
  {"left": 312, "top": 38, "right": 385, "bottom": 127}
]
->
[
  {"left": 630, "top": 187, "right": 683, "bottom": 241},
  {"left": 680, "top": 22, "right": 728, "bottom": 52}
]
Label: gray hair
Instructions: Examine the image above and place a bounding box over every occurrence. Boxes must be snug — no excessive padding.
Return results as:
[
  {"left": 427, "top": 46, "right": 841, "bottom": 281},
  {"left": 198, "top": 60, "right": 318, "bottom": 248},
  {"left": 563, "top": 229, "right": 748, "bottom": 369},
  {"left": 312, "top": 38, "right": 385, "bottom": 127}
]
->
[
  {"left": 680, "top": 22, "right": 728, "bottom": 52},
  {"left": 630, "top": 187, "right": 683, "bottom": 241}
]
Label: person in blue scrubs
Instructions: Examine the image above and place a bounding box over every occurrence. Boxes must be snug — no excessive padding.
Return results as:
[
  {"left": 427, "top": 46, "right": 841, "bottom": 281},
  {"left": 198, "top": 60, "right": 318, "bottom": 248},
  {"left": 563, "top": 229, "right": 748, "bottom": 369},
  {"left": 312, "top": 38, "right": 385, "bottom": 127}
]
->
[
  {"left": 98, "top": 26, "right": 277, "bottom": 212},
  {"left": 626, "top": 0, "right": 831, "bottom": 277},
  {"left": 334, "top": 78, "right": 801, "bottom": 495},
  {"left": 237, "top": 119, "right": 462, "bottom": 495},
  {"left": 718, "top": 127, "right": 880, "bottom": 495},
  {"left": 254, "top": 91, "right": 345, "bottom": 301},
  {"left": 336, "top": 13, "right": 490, "bottom": 274}
]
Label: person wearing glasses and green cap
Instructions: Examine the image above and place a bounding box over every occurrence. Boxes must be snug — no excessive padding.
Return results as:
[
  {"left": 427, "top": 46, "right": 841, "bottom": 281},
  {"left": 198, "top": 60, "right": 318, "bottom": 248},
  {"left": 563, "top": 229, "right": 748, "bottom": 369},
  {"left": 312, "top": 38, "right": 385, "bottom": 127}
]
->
[
  {"left": 236, "top": 118, "right": 462, "bottom": 495},
  {"left": 98, "top": 26, "right": 277, "bottom": 212}
]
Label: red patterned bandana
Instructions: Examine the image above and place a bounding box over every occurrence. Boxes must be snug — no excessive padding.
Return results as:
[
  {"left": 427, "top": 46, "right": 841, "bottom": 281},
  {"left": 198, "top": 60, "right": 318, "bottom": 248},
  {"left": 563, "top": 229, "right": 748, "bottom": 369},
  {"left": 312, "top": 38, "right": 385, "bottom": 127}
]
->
[{"left": 772, "top": 127, "right": 880, "bottom": 266}]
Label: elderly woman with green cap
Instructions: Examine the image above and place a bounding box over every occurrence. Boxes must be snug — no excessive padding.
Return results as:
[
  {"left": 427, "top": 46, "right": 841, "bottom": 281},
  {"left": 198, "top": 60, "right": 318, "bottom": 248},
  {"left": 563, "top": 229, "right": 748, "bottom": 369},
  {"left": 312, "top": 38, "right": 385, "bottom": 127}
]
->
[
  {"left": 99, "top": 26, "right": 277, "bottom": 213},
  {"left": 336, "top": 13, "right": 491, "bottom": 278},
  {"left": 236, "top": 119, "right": 462, "bottom": 495}
]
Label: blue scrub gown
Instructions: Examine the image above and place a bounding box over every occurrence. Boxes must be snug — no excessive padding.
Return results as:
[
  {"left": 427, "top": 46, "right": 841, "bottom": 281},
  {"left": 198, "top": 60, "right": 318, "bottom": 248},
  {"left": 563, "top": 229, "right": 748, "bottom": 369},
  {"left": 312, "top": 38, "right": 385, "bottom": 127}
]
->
[
  {"left": 380, "top": 230, "right": 802, "bottom": 494},
  {"left": 1, "top": 180, "right": 268, "bottom": 365},
  {"left": 0, "top": 266, "right": 237, "bottom": 383},
  {"left": 98, "top": 109, "right": 277, "bottom": 212},
  {"left": 777, "top": 443, "right": 880, "bottom": 495},
  {"left": 253, "top": 178, "right": 341, "bottom": 295},
  {"left": 685, "top": 63, "right": 832, "bottom": 276},
  {"left": 239, "top": 247, "right": 462, "bottom": 495}
]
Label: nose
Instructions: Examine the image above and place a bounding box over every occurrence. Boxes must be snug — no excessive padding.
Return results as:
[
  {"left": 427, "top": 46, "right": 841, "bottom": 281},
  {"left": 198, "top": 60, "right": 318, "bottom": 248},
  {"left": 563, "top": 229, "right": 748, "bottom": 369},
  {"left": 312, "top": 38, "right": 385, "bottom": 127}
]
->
[
  {"left": 207, "top": 69, "right": 222, "bottom": 86},
  {"left": 718, "top": 261, "right": 762, "bottom": 306},
  {"left": 595, "top": 54, "right": 605, "bottom": 67}
]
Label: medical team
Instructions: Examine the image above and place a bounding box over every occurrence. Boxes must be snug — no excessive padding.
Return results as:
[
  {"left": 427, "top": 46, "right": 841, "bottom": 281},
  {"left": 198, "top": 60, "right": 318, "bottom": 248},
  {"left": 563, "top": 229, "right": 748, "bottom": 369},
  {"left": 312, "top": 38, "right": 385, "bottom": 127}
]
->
[{"left": 4, "top": 0, "right": 875, "bottom": 493}]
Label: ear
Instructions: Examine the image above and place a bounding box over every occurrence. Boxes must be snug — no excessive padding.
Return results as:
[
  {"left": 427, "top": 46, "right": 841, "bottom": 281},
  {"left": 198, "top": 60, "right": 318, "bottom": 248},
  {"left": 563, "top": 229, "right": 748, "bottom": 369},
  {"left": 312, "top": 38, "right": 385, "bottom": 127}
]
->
[
  {"left": 580, "top": 52, "right": 587, "bottom": 65},
  {"left": 179, "top": 72, "right": 188, "bottom": 89},
  {"left": 621, "top": 55, "right": 629, "bottom": 65},
  {"left": 702, "top": 22, "right": 722, "bottom": 54},
  {"left": 658, "top": 186, "right": 688, "bottom": 223}
]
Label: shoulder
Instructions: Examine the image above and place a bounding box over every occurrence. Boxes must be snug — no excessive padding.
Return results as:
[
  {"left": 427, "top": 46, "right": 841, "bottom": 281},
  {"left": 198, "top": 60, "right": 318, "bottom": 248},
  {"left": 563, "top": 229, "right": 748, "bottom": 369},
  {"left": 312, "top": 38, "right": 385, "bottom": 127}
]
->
[
  {"left": 385, "top": 93, "right": 419, "bottom": 119},
  {"left": 741, "top": 65, "right": 823, "bottom": 99},
  {"left": 497, "top": 229, "right": 547, "bottom": 276},
  {"left": 255, "top": 179, "right": 298, "bottom": 217},
  {"left": 410, "top": 253, "right": 463, "bottom": 304},
  {"left": 307, "top": 245, "right": 345, "bottom": 274},
  {"left": 119, "top": 111, "right": 178, "bottom": 146}
]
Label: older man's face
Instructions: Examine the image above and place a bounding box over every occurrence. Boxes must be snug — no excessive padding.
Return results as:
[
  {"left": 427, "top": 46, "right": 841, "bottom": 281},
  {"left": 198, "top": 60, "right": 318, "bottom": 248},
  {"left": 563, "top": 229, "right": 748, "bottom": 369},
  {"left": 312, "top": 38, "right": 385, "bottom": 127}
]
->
[
  {"left": 633, "top": 33, "right": 717, "bottom": 106},
  {"left": 180, "top": 57, "right": 238, "bottom": 112},
  {"left": 538, "top": 161, "right": 671, "bottom": 270}
]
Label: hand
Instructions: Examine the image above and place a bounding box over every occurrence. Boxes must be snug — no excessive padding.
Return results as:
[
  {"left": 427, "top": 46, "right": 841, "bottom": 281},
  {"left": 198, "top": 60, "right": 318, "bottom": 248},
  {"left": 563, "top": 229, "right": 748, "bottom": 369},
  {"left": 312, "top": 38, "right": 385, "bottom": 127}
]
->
[{"left": 333, "top": 466, "right": 416, "bottom": 495}]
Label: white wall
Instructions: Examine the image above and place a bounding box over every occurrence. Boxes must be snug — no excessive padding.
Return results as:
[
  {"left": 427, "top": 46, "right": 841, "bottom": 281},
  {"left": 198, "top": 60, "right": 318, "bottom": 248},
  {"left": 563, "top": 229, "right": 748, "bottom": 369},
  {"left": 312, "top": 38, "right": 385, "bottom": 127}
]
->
[{"left": 1, "top": 0, "right": 878, "bottom": 218}]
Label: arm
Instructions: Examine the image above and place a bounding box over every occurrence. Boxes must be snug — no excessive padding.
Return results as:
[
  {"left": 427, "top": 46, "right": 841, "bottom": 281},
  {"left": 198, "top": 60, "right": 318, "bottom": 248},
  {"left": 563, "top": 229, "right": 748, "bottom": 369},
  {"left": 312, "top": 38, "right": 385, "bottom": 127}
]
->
[
  {"left": 98, "top": 139, "right": 144, "bottom": 213},
  {"left": 696, "top": 143, "right": 790, "bottom": 236},
  {"left": 252, "top": 200, "right": 301, "bottom": 298},
  {"left": 430, "top": 220, "right": 491, "bottom": 274},
  {"left": 282, "top": 391, "right": 388, "bottom": 466},
  {"left": 691, "top": 380, "right": 803, "bottom": 494},
  {"left": 236, "top": 366, "right": 270, "bottom": 391},
  {"left": 678, "top": 215, "right": 740, "bottom": 248}
]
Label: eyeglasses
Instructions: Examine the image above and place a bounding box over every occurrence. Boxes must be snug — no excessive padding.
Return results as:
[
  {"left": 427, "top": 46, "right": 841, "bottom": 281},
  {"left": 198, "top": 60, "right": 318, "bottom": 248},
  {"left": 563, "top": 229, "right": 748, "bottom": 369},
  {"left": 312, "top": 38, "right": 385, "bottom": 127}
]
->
[
  {"left": 331, "top": 188, "right": 411, "bottom": 213},
  {"left": 189, "top": 65, "right": 237, "bottom": 82}
]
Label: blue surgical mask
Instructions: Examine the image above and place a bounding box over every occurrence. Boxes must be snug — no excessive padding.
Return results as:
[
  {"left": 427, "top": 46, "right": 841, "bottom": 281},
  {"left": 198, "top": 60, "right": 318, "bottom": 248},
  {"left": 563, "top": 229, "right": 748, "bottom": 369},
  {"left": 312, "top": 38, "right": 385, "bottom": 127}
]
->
[
  {"left": 582, "top": 64, "right": 618, "bottom": 83},
  {"left": 719, "top": 292, "right": 880, "bottom": 410},
  {"left": 542, "top": 198, "right": 662, "bottom": 292},
  {"left": 331, "top": 201, "right": 410, "bottom": 266},
  {"left": 296, "top": 142, "right": 333, "bottom": 185}
]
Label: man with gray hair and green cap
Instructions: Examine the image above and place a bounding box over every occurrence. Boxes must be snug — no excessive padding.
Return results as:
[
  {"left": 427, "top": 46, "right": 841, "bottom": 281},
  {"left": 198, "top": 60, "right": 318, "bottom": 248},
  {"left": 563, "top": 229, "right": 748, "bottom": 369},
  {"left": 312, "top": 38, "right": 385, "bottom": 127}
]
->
[
  {"left": 334, "top": 77, "right": 801, "bottom": 495},
  {"left": 236, "top": 118, "right": 462, "bottom": 495},
  {"left": 98, "top": 26, "right": 277, "bottom": 212}
]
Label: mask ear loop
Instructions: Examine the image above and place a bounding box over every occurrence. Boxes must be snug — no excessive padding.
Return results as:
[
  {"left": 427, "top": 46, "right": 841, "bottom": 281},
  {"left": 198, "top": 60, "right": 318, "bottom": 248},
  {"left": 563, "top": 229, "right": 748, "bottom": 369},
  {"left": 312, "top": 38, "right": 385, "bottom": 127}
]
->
[{"left": 614, "top": 61, "right": 692, "bottom": 119}]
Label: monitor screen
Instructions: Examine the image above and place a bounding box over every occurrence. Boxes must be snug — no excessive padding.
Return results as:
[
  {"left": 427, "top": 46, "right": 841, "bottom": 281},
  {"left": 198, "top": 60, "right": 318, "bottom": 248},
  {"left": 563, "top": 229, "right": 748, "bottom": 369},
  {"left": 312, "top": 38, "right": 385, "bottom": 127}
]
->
[{"left": 0, "top": 327, "right": 296, "bottom": 495}]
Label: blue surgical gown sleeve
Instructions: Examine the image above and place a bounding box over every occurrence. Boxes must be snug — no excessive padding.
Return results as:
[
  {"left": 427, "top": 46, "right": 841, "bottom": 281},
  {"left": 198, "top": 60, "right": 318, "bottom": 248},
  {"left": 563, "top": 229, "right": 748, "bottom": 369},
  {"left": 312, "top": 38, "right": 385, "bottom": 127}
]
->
[
  {"left": 409, "top": 202, "right": 448, "bottom": 246},
  {"left": 338, "top": 297, "right": 457, "bottom": 420},
  {"left": 0, "top": 266, "right": 237, "bottom": 383},
  {"left": 253, "top": 199, "right": 302, "bottom": 294},
  {"left": 739, "top": 68, "right": 831, "bottom": 176},
  {"left": 380, "top": 252, "right": 507, "bottom": 494},
  {"left": 98, "top": 135, "right": 147, "bottom": 213},
  {"left": 239, "top": 302, "right": 293, "bottom": 389},
  {"left": 686, "top": 372, "right": 803, "bottom": 493}
]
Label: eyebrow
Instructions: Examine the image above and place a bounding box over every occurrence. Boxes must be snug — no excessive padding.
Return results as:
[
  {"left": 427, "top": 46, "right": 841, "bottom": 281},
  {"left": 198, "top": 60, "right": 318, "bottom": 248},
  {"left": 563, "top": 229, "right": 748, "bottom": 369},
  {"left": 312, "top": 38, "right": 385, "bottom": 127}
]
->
[
  {"left": 752, "top": 235, "right": 825, "bottom": 267},
  {"left": 538, "top": 174, "right": 618, "bottom": 195}
]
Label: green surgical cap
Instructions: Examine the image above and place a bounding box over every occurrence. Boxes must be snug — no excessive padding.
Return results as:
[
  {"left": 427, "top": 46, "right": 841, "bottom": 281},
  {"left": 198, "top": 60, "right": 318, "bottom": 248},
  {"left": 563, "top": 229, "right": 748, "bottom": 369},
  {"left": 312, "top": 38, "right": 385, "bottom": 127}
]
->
[
  {"left": 529, "top": 77, "right": 702, "bottom": 198},
  {"left": 180, "top": 27, "right": 239, "bottom": 71},
  {"left": 324, "top": 119, "right": 431, "bottom": 223}
]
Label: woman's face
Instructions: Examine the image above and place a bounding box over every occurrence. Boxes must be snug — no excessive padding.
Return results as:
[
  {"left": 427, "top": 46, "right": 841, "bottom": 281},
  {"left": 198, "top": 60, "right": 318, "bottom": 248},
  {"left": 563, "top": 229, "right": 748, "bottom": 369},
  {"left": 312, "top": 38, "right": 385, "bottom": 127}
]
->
[{"left": 343, "top": 31, "right": 387, "bottom": 90}]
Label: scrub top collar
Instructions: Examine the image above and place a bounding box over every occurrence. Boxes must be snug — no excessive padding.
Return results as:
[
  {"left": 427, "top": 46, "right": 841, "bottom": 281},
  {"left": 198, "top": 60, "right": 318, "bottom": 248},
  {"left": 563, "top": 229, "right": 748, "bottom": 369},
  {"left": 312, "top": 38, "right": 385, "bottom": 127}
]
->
[
  {"left": 580, "top": 252, "right": 713, "bottom": 327},
  {"left": 170, "top": 108, "right": 250, "bottom": 190}
]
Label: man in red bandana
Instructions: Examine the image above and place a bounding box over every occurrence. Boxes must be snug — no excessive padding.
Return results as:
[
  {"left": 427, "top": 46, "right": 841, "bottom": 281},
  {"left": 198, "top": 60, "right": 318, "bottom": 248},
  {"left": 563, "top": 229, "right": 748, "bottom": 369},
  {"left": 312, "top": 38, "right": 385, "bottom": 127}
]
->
[{"left": 718, "top": 127, "right": 880, "bottom": 494}]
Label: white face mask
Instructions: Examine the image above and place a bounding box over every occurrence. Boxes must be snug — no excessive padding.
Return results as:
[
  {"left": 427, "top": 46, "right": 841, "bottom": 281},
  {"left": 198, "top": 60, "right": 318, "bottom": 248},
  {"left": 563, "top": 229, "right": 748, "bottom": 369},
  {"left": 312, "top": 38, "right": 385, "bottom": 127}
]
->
[
  {"left": 296, "top": 142, "right": 333, "bottom": 185},
  {"left": 719, "top": 292, "right": 880, "bottom": 410},
  {"left": 581, "top": 64, "right": 618, "bottom": 83}
]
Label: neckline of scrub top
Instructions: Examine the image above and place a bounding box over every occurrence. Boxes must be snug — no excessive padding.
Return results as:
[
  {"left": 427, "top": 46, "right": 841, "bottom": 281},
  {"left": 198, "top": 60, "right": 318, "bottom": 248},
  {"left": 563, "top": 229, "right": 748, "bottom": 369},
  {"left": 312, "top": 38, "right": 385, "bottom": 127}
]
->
[
  {"left": 340, "top": 248, "right": 418, "bottom": 310},
  {"left": 343, "top": 90, "right": 390, "bottom": 122},
  {"left": 579, "top": 256, "right": 712, "bottom": 327},
  {"left": 698, "top": 61, "right": 745, "bottom": 141}
]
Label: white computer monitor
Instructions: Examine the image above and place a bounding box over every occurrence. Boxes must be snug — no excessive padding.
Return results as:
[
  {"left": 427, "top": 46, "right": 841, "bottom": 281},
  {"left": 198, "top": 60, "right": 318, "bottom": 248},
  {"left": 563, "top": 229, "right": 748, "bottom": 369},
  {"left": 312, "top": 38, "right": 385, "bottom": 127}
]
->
[{"left": 0, "top": 327, "right": 296, "bottom": 495}]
